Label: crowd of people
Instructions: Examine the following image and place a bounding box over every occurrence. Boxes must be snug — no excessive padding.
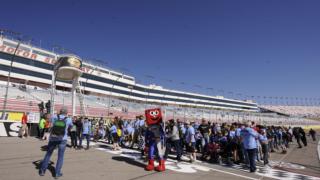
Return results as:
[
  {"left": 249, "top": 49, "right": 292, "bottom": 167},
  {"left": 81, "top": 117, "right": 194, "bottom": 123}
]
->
[
  {"left": 35, "top": 107, "right": 317, "bottom": 178},
  {"left": 37, "top": 114, "right": 94, "bottom": 150},
  {"left": 59, "top": 115, "right": 316, "bottom": 173}
]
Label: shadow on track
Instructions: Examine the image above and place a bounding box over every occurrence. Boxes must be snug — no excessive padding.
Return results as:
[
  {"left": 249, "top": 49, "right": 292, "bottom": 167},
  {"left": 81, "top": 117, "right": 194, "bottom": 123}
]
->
[
  {"left": 112, "top": 156, "right": 146, "bottom": 168},
  {"left": 32, "top": 160, "right": 56, "bottom": 177}
]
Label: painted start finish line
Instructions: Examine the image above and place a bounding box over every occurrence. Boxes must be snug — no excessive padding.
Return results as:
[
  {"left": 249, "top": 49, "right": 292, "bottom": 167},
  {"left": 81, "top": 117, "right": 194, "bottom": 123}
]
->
[{"left": 90, "top": 141, "right": 320, "bottom": 180}]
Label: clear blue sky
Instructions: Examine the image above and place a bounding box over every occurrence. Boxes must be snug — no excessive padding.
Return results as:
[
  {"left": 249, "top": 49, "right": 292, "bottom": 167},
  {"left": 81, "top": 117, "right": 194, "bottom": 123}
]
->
[{"left": 1, "top": 0, "right": 319, "bottom": 103}]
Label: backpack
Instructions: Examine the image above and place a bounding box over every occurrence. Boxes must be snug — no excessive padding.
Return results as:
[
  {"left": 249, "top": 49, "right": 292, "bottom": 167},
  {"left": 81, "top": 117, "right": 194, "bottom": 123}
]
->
[{"left": 51, "top": 115, "right": 67, "bottom": 140}]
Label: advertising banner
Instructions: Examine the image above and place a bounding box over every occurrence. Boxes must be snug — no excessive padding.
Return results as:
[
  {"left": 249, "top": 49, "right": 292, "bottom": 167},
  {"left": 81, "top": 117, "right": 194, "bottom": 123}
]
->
[
  {"left": 0, "top": 122, "right": 38, "bottom": 137},
  {"left": 0, "top": 122, "right": 21, "bottom": 136},
  {"left": 0, "top": 112, "right": 24, "bottom": 122},
  {"left": 0, "top": 112, "right": 40, "bottom": 123}
]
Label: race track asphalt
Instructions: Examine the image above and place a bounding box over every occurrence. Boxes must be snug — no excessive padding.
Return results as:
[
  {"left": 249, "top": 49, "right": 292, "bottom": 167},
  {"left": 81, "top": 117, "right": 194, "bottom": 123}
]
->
[{"left": 0, "top": 135, "right": 319, "bottom": 180}]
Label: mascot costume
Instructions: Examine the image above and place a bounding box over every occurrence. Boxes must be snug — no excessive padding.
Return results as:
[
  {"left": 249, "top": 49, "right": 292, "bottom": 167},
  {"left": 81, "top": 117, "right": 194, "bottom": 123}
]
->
[{"left": 145, "top": 108, "right": 166, "bottom": 172}]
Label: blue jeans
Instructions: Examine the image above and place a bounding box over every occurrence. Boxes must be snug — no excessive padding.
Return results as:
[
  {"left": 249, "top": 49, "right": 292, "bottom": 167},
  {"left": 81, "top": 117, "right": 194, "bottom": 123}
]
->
[
  {"left": 247, "top": 148, "right": 257, "bottom": 172},
  {"left": 201, "top": 134, "right": 210, "bottom": 155},
  {"left": 164, "top": 139, "right": 182, "bottom": 160},
  {"left": 40, "top": 140, "right": 67, "bottom": 176},
  {"left": 79, "top": 134, "right": 90, "bottom": 149},
  {"left": 261, "top": 143, "right": 269, "bottom": 165},
  {"left": 173, "top": 140, "right": 182, "bottom": 160},
  {"left": 241, "top": 143, "right": 249, "bottom": 164}
]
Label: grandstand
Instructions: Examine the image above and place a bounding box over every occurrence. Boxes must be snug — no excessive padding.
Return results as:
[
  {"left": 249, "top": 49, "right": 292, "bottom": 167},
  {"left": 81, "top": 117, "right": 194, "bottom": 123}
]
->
[
  {"left": 0, "top": 35, "right": 259, "bottom": 112},
  {"left": 1, "top": 83, "right": 319, "bottom": 127},
  {"left": 0, "top": 34, "right": 319, "bottom": 127},
  {"left": 261, "top": 105, "right": 320, "bottom": 118},
  {"left": 0, "top": 85, "right": 39, "bottom": 113}
]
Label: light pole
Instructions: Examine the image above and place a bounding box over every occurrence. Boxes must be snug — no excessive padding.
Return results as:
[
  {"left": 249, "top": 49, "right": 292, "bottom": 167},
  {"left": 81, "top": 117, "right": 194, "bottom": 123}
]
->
[
  {"left": 165, "top": 79, "right": 178, "bottom": 119},
  {"left": 127, "top": 85, "right": 134, "bottom": 99},
  {"left": 127, "top": 85, "right": 133, "bottom": 114},
  {"left": 50, "top": 58, "right": 64, "bottom": 116},
  {"left": 1, "top": 29, "right": 21, "bottom": 120},
  {"left": 228, "top": 91, "right": 234, "bottom": 99},
  {"left": 218, "top": 89, "right": 224, "bottom": 97},
  {"left": 107, "top": 66, "right": 127, "bottom": 117},
  {"left": 206, "top": 87, "right": 214, "bottom": 96},
  {"left": 194, "top": 84, "right": 202, "bottom": 93},
  {"left": 52, "top": 45, "right": 63, "bottom": 54},
  {"left": 108, "top": 75, "right": 122, "bottom": 117},
  {"left": 144, "top": 75, "right": 155, "bottom": 109}
]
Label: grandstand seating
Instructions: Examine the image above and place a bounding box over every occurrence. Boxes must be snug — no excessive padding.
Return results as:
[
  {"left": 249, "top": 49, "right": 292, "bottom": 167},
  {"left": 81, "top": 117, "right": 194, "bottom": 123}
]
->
[
  {"left": 0, "top": 85, "right": 39, "bottom": 112},
  {"left": 261, "top": 105, "right": 320, "bottom": 118},
  {"left": 0, "top": 84, "right": 319, "bottom": 126}
]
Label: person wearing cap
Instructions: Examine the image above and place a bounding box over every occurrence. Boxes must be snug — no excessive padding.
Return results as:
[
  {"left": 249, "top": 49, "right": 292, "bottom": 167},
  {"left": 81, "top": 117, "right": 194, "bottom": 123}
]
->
[
  {"left": 185, "top": 121, "right": 196, "bottom": 163},
  {"left": 39, "top": 107, "right": 73, "bottom": 179}
]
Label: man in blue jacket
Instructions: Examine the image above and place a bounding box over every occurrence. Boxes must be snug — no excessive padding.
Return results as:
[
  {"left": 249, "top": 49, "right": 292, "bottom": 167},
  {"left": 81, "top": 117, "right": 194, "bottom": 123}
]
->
[
  {"left": 241, "top": 122, "right": 258, "bottom": 172},
  {"left": 39, "top": 107, "right": 73, "bottom": 179}
]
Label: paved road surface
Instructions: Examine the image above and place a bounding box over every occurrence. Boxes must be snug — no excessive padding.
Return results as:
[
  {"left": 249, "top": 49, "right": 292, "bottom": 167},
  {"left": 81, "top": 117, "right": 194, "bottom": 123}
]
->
[{"left": 0, "top": 136, "right": 319, "bottom": 180}]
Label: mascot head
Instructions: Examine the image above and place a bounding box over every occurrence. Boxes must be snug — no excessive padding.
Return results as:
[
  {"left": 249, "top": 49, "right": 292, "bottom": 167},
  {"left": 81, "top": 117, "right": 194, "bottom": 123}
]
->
[{"left": 145, "top": 108, "right": 162, "bottom": 125}]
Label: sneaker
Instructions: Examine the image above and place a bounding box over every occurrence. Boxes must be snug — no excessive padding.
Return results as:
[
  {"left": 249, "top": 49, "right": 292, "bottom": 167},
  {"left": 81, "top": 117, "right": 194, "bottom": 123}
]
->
[
  {"left": 39, "top": 169, "right": 45, "bottom": 176},
  {"left": 55, "top": 173, "right": 63, "bottom": 179}
]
